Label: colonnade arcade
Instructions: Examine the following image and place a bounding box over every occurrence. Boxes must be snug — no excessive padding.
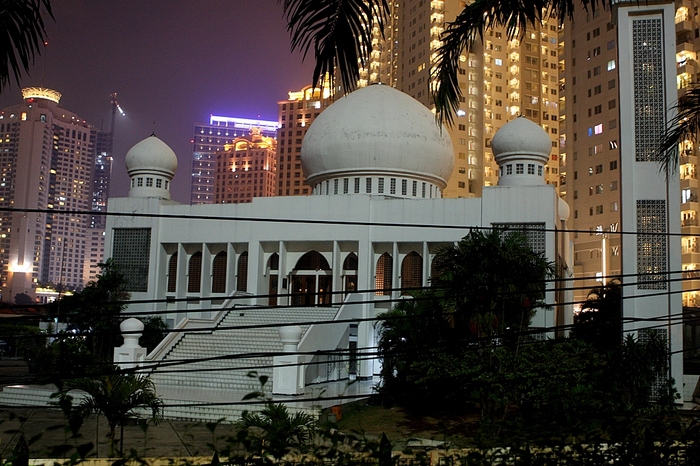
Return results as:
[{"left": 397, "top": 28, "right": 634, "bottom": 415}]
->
[{"left": 159, "top": 240, "right": 452, "bottom": 307}]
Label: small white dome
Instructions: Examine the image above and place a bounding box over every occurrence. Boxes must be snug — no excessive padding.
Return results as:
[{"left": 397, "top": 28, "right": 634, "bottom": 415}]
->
[
  {"left": 125, "top": 135, "right": 178, "bottom": 177},
  {"left": 125, "top": 135, "right": 178, "bottom": 199},
  {"left": 120, "top": 317, "right": 144, "bottom": 333},
  {"left": 558, "top": 197, "right": 571, "bottom": 222},
  {"left": 302, "top": 85, "right": 454, "bottom": 194},
  {"left": 492, "top": 116, "right": 552, "bottom": 187},
  {"left": 491, "top": 116, "right": 551, "bottom": 165}
]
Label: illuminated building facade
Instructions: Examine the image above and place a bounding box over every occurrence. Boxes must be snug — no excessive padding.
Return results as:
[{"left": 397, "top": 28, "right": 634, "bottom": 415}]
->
[
  {"left": 559, "top": 1, "right": 700, "bottom": 308},
  {"left": 276, "top": 84, "right": 333, "bottom": 196},
  {"left": 367, "top": 0, "right": 560, "bottom": 197},
  {"left": 0, "top": 88, "right": 98, "bottom": 300},
  {"left": 214, "top": 129, "right": 277, "bottom": 204},
  {"left": 91, "top": 131, "right": 113, "bottom": 229},
  {"left": 191, "top": 116, "right": 277, "bottom": 204}
]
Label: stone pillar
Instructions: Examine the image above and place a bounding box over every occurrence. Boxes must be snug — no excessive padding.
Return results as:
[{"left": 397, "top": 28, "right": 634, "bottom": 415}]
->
[
  {"left": 113, "top": 318, "right": 147, "bottom": 370},
  {"left": 272, "top": 326, "right": 304, "bottom": 395}
]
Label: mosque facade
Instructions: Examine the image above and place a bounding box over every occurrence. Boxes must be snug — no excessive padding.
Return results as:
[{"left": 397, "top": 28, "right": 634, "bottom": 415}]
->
[{"left": 103, "top": 86, "right": 576, "bottom": 403}]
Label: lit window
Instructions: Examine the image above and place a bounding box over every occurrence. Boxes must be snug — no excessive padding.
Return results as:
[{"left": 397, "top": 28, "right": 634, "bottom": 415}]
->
[
  {"left": 594, "top": 124, "right": 603, "bottom": 134},
  {"left": 607, "top": 59, "right": 616, "bottom": 71},
  {"left": 494, "top": 58, "right": 503, "bottom": 66}
]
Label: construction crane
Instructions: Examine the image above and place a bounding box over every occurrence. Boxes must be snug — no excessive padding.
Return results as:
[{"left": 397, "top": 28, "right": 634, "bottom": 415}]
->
[{"left": 105, "top": 92, "right": 126, "bottom": 161}]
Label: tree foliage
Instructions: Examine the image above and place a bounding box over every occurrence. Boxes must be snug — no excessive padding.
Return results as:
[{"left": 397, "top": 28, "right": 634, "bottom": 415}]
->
[
  {"left": 51, "top": 259, "right": 130, "bottom": 364},
  {"left": 377, "top": 230, "right": 677, "bottom": 446},
  {"left": 0, "top": 0, "right": 53, "bottom": 93},
  {"left": 571, "top": 279, "right": 622, "bottom": 352},
  {"left": 281, "top": 0, "right": 389, "bottom": 93},
  {"left": 378, "top": 229, "right": 553, "bottom": 410},
  {"left": 54, "top": 369, "right": 163, "bottom": 458}
]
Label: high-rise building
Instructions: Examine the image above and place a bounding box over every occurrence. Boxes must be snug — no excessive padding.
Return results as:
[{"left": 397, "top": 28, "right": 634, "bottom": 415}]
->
[
  {"left": 559, "top": 1, "right": 700, "bottom": 309},
  {"left": 276, "top": 85, "right": 333, "bottom": 196},
  {"left": 0, "top": 88, "right": 99, "bottom": 300},
  {"left": 367, "top": 0, "right": 561, "bottom": 197},
  {"left": 91, "top": 131, "right": 113, "bottom": 229},
  {"left": 191, "top": 116, "right": 277, "bottom": 204},
  {"left": 213, "top": 128, "right": 277, "bottom": 204}
]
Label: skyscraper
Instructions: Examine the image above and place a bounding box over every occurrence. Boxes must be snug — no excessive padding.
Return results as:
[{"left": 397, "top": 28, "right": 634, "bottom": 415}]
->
[
  {"left": 276, "top": 84, "right": 333, "bottom": 196},
  {"left": 0, "top": 88, "right": 99, "bottom": 300},
  {"left": 368, "top": 0, "right": 561, "bottom": 197},
  {"left": 559, "top": 1, "right": 700, "bottom": 310},
  {"left": 191, "top": 116, "right": 278, "bottom": 204},
  {"left": 213, "top": 128, "right": 277, "bottom": 203}
]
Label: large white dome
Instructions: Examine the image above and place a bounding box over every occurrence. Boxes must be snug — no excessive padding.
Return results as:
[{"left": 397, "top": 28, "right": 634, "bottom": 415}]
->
[{"left": 301, "top": 85, "right": 454, "bottom": 195}]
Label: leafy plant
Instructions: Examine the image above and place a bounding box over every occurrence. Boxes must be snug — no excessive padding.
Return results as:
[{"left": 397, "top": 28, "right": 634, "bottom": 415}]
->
[{"left": 54, "top": 368, "right": 163, "bottom": 458}]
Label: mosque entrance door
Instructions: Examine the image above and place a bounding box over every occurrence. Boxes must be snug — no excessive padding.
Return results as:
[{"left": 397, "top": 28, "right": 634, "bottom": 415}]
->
[{"left": 290, "top": 251, "right": 332, "bottom": 306}]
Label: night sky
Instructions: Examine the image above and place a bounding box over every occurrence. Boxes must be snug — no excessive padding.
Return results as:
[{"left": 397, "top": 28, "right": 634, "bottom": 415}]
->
[{"left": 0, "top": 0, "right": 314, "bottom": 203}]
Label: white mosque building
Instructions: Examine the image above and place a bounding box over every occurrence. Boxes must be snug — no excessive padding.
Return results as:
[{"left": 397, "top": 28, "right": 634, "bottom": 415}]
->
[{"left": 98, "top": 84, "right": 577, "bottom": 419}]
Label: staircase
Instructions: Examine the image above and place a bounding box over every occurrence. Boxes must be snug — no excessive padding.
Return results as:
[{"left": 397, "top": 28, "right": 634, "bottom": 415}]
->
[{"left": 149, "top": 306, "right": 340, "bottom": 420}]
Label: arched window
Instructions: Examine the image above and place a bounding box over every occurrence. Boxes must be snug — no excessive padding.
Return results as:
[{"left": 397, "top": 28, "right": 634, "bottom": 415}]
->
[
  {"left": 343, "top": 253, "right": 358, "bottom": 294},
  {"left": 211, "top": 252, "right": 227, "bottom": 293},
  {"left": 401, "top": 251, "right": 422, "bottom": 294},
  {"left": 167, "top": 253, "right": 177, "bottom": 293},
  {"left": 429, "top": 256, "right": 441, "bottom": 284},
  {"left": 188, "top": 252, "right": 202, "bottom": 293},
  {"left": 237, "top": 251, "right": 249, "bottom": 292},
  {"left": 268, "top": 253, "right": 279, "bottom": 306},
  {"left": 375, "top": 253, "right": 392, "bottom": 296},
  {"left": 294, "top": 251, "right": 331, "bottom": 271}
]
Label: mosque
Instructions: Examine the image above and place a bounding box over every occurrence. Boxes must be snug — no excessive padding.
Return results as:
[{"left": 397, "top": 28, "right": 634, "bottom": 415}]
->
[{"left": 99, "top": 84, "right": 576, "bottom": 419}]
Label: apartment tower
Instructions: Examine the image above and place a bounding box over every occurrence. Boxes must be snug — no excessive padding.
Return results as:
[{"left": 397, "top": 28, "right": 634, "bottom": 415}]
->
[
  {"left": 367, "top": 0, "right": 561, "bottom": 197},
  {"left": 0, "top": 88, "right": 99, "bottom": 300},
  {"left": 276, "top": 84, "right": 333, "bottom": 196},
  {"left": 560, "top": 1, "right": 699, "bottom": 309}
]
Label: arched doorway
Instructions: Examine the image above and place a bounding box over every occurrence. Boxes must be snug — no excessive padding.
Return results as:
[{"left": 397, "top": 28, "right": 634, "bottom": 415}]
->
[{"left": 291, "top": 251, "right": 332, "bottom": 306}]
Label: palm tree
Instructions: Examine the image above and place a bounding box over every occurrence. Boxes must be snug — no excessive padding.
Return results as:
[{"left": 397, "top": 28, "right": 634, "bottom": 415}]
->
[
  {"left": 281, "top": 0, "right": 389, "bottom": 93},
  {"left": 572, "top": 279, "right": 622, "bottom": 352},
  {"left": 55, "top": 369, "right": 163, "bottom": 458},
  {"left": 237, "top": 402, "right": 317, "bottom": 459},
  {"left": 0, "top": 0, "right": 53, "bottom": 93}
]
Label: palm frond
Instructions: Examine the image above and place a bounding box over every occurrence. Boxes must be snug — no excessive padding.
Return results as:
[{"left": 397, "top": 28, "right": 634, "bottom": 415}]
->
[
  {"left": 281, "top": 0, "right": 389, "bottom": 92},
  {"left": 432, "top": 0, "right": 610, "bottom": 126},
  {"left": 0, "top": 0, "right": 53, "bottom": 93},
  {"left": 656, "top": 85, "right": 700, "bottom": 175}
]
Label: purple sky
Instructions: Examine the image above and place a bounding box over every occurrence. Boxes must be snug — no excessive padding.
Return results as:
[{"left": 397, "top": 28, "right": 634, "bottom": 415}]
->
[{"left": 0, "top": 0, "right": 313, "bottom": 203}]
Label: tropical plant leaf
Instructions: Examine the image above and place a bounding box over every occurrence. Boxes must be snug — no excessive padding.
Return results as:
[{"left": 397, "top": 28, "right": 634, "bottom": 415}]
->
[
  {"left": 0, "top": 0, "right": 53, "bottom": 93},
  {"left": 281, "top": 0, "right": 389, "bottom": 93},
  {"left": 656, "top": 85, "right": 700, "bottom": 175},
  {"left": 432, "top": 0, "right": 610, "bottom": 126}
]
